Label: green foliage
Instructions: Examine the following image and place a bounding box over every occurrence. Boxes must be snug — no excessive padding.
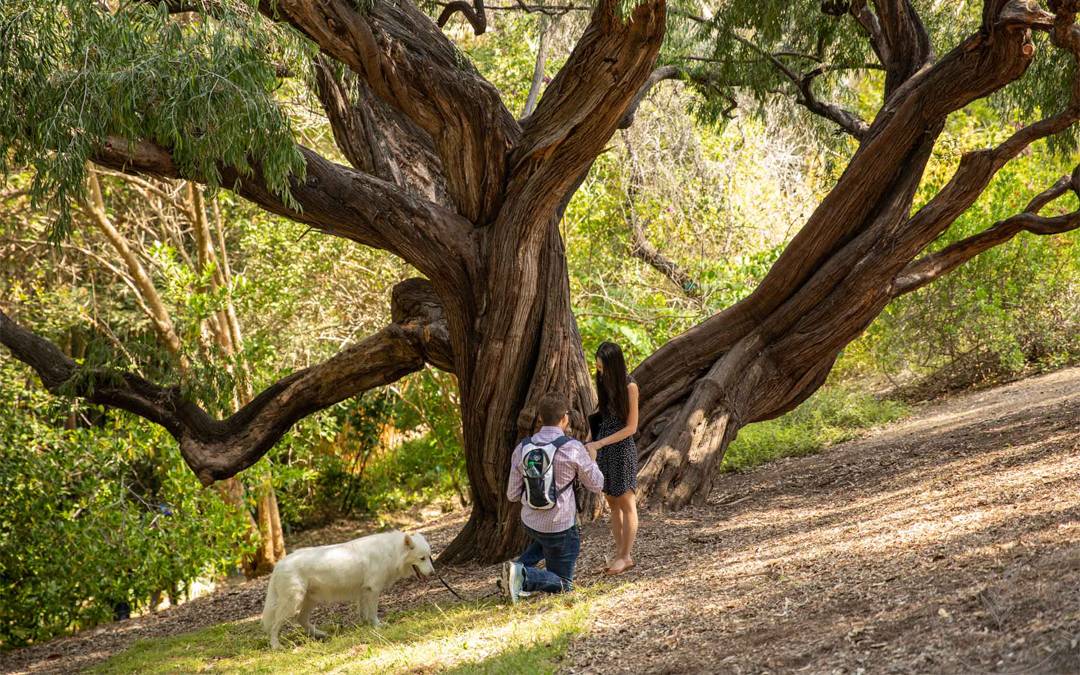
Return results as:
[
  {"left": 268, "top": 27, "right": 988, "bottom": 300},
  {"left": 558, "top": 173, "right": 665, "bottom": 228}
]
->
[
  {"left": 0, "top": 1, "right": 303, "bottom": 235},
  {"left": 667, "top": 1, "right": 1076, "bottom": 157},
  {"left": 280, "top": 371, "right": 468, "bottom": 526},
  {"left": 566, "top": 104, "right": 816, "bottom": 367},
  {"left": 460, "top": 14, "right": 550, "bottom": 116},
  {"left": 722, "top": 386, "right": 908, "bottom": 473},
  {"left": 91, "top": 583, "right": 615, "bottom": 674},
  {"left": 1, "top": 4, "right": 1078, "bottom": 654},
  {"left": 0, "top": 362, "right": 250, "bottom": 649}
]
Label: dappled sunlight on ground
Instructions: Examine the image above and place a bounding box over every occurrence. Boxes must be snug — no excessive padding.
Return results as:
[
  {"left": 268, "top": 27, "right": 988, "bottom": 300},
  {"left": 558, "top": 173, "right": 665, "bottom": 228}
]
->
[{"left": 85, "top": 590, "right": 614, "bottom": 674}]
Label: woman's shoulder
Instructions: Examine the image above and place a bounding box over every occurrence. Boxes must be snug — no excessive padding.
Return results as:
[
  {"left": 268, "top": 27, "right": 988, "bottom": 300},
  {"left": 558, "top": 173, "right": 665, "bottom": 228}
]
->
[{"left": 627, "top": 377, "right": 638, "bottom": 389}]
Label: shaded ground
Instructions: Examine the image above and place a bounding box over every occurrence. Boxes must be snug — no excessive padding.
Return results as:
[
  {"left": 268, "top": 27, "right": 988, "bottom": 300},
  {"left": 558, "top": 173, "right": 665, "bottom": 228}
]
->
[{"left": 3, "top": 367, "right": 1078, "bottom": 674}]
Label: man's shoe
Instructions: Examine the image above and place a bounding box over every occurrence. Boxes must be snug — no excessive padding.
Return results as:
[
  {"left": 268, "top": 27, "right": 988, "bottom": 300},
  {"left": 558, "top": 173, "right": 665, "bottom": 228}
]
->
[{"left": 501, "top": 561, "right": 524, "bottom": 604}]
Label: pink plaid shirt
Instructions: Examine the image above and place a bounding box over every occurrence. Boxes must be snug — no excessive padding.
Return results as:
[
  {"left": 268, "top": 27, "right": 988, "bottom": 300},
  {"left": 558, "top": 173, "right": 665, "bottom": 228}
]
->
[{"left": 506, "top": 426, "right": 604, "bottom": 533}]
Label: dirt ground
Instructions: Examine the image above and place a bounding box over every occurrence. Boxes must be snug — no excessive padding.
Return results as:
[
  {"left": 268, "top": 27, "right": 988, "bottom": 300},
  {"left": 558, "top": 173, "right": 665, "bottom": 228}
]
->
[{"left": 3, "top": 367, "right": 1078, "bottom": 674}]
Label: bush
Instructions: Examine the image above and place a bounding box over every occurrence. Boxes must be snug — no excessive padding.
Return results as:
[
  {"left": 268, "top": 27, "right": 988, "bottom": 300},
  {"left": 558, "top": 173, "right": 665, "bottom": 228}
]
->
[
  {"left": 0, "top": 363, "right": 250, "bottom": 649},
  {"left": 269, "top": 371, "right": 468, "bottom": 528},
  {"left": 722, "top": 386, "right": 908, "bottom": 473}
]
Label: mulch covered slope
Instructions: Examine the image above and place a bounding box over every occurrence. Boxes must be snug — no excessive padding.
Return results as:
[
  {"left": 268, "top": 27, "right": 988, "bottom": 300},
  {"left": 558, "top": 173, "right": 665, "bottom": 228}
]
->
[
  {"left": 4, "top": 367, "right": 1078, "bottom": 674},
  {"left": 566, "top": 367, "right": 1080, "bottom": 673}
]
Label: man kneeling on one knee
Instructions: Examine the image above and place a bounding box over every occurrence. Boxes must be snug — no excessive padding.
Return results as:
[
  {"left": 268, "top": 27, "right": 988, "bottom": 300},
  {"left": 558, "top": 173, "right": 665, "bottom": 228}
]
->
[{"left": 502, "top": 392, "right": 603, "bottom": 602}]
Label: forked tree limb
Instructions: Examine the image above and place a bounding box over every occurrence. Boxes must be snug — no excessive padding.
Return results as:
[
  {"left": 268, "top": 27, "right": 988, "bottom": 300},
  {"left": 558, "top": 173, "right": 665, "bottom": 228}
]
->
[
  {"left": 256, "top": 0, "right": 519, "bottom": 223},
  {"left": 895, "top": 8, "right": 1080, "bottom": 262},
  {"left": 892, "top": 165, "right": 1080, "bottom": 296},
  {"left": 671, "top": 11, "right": 873, "bottom": 138},
  {"left": 634, "top": 0, "right": 1056, "bottom": 435},
  {"left": 0, "top": 279, "right": 453, "bottom": 485},
  {"left": 436, "top": 0, "right": 488, "bottom": 35},
  {"left": 734, "top": 35, "right": 870, "bottom": 140},
  {"left": 312, "top": 57, "right": 450, "bottom": 205},
  {"left": 796, "top": 66, "right": 872, "bottom": 139},
  {"left": 507, "top": 0, "right": 666, "bottom": 227},
  {"left": 849, "top": 1, "right": 888, "bottom": 66},
  {"left": 868, "top": 0, "right": 933, "bottom": 95}
]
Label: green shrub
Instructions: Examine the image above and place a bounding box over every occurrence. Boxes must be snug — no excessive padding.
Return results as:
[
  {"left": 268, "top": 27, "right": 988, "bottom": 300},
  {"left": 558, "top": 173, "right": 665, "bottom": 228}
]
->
[
  {"left": 269, "top": 371, "right": 468, "bottom": 528},
  {"left": 0, "top": 363, "right": 250, "bottom": 649},
  {"left": 722, "top": 386, "right": 908, "bottom": 473}
]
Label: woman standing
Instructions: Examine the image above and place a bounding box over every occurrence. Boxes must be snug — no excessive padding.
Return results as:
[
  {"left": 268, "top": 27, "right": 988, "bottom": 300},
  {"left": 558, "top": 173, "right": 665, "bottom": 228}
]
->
[{"left": 586, "top": 341, "right": 639, "bottom": 575}]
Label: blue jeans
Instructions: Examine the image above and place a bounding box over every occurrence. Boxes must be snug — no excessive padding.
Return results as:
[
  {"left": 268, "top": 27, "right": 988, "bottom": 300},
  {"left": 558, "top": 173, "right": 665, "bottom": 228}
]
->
[{"left": 516, "top": 524, "right": 580, "bottom": 593}]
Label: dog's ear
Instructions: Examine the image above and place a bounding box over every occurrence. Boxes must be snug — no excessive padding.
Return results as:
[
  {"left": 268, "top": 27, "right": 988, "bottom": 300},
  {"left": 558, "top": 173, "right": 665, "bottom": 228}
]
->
[{"left": 404, "top": 533, "right": 415, "bottom": 549}]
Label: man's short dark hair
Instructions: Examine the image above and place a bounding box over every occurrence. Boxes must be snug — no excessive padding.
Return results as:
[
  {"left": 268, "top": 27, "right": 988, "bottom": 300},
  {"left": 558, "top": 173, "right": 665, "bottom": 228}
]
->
[{"left": 537, "top": 392, "right": 569, "bottom": 426}]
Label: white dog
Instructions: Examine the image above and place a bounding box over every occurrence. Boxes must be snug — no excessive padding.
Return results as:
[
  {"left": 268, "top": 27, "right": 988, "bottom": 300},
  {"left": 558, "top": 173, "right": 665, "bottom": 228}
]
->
[{"left": 261, "top": 530, "right": 435, "bottom": 649}]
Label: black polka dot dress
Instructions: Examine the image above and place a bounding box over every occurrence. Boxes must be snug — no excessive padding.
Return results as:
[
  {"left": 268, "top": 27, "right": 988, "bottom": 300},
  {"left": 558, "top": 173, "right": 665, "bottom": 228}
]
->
[{"left": 596, "top": 410, "right": 638, "bottom": 498}]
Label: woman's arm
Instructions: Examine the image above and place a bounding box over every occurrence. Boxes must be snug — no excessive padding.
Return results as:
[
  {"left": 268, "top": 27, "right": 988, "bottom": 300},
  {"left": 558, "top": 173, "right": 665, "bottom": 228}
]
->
[{"left": 586, "top": 382, "right": 638, "bottom": 451}]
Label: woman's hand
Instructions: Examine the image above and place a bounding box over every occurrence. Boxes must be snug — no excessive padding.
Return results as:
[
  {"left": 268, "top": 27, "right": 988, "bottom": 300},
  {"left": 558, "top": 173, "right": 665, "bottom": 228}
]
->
[{"left": 585, "top": 441, "right": 603, "bottom": 458}]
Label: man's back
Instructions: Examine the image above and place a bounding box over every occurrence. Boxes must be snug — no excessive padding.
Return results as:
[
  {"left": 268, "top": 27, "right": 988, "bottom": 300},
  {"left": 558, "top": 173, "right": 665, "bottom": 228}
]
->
[{"left": 507, "top": 425, "right": 604, "bottom": 533}]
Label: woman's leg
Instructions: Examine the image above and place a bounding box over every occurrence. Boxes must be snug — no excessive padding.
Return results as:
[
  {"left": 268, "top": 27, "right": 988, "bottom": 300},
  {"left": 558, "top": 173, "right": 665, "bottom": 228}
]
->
[
  {"left": 604, "top": 494, "right": 623, "bottom": 564},
  {"left": 618, "top": 491, "right": 638, "bottom": 564},
  {"left": 607, "top": 492, "right": 638, "bottom": 572}
]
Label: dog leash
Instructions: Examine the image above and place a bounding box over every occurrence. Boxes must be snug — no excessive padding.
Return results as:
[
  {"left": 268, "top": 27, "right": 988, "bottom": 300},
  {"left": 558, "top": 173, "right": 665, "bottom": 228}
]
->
[
  {"left": 433, "top": 566, "right": 467, "bottom": 601},
  {"left": 432, "top": 566, "right": 501, "bottom": 602}
]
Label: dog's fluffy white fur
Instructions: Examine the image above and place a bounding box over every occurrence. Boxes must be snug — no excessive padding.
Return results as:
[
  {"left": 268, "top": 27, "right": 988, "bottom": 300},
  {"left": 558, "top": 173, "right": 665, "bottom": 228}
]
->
[{"left": 261, "top": 530, "right": 435, "bottom": 649}]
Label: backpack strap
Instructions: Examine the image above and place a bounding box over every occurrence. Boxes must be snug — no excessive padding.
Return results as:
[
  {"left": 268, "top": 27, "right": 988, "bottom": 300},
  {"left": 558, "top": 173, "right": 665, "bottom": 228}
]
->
[{"left": 549, "top": 436, "right": 575, "bottom": 495}]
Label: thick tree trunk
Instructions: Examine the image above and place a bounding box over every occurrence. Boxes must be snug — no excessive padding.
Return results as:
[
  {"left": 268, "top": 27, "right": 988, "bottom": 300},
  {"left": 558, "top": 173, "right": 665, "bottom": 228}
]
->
[{"left": 440, "top": 223, "right": 596, "bottom": 563}]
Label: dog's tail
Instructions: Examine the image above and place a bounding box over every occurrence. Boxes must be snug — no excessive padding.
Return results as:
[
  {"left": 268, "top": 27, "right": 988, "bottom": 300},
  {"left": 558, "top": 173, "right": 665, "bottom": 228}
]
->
[{"left": 262, "top": 570, "right": 281, "bottom": 633}]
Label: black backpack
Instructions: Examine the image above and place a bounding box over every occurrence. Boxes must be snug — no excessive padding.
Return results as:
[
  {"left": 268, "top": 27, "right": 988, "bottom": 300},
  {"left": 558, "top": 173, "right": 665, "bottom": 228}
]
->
[{"left": 520, "top": 435, "right": 572, "bottom": 510}]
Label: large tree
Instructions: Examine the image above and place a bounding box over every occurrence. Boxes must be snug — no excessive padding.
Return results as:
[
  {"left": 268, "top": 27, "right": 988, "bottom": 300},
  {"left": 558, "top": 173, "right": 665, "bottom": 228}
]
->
[{"left": 2, "top": 0, "right": 1078, "bottom": 562}]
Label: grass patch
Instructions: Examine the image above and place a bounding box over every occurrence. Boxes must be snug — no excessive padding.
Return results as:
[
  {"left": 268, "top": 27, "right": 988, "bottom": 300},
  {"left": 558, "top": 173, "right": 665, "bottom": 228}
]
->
[
  {"left": 91, "top": 585, "right": 620, "bottom": 674},
  {"left": 722, "top": 384, "right": 908, "bottom": 473}
]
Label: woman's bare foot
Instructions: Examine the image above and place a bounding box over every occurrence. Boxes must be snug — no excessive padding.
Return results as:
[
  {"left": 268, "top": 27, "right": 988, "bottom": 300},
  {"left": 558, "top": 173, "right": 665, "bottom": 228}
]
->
[{"left": 604, "top": 557, "right": 635, "bottom": 575}]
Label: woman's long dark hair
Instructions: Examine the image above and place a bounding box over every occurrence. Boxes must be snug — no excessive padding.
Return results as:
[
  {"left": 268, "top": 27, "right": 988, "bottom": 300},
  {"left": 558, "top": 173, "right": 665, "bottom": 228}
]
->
[{"left": 595, "top": 341, "right": 630, "bottom": 421}]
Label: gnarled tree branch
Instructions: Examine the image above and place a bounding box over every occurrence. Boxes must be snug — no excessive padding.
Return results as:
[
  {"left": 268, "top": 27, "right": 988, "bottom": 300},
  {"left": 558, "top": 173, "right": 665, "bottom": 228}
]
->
[
  {"left": 312, "top": 57, "right": 450, "bottom": 206},
  {"left": 892, "top": 165, "right": 1080, "bottom": 296},
  {"left": 894, "top": 6, "right": 1080, "bottom": 264},
  {"left": 733, "top": 35, "right": 870, "bottom": 140},
  {"left": 849, "top": 1, "right": 888, "bottom": 66},
  {"left": 796, "top": 66, "right": 872, "bottom": 139},
  {"left": 634, "top": 0, "right": 1054, "bottom": 442},
  {"left": 0, "top": 279, "right": 452, "bottom": 485},
  {"left": 91, "top": 136, "right": 476, "bottom": 287},
  {"left": 509, "top": 0, "right": 666, "bottom": 223},
  {"left": 868, "top": 0, "right": 933, "bottom": 95},
  {"left": 436, "top": 0, "right": 487, "bottom": 35}
]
